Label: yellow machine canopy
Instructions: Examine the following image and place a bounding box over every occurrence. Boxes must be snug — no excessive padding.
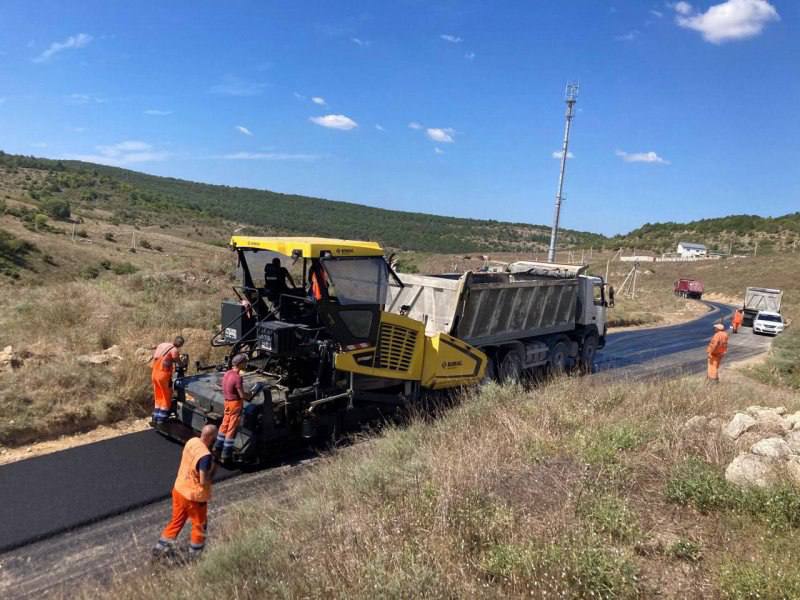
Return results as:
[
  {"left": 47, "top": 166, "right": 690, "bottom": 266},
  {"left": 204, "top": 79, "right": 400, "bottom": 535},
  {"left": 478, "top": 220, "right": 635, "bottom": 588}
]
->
[{"left": 229, "top": 236, "right": 384, "bottom": 258}]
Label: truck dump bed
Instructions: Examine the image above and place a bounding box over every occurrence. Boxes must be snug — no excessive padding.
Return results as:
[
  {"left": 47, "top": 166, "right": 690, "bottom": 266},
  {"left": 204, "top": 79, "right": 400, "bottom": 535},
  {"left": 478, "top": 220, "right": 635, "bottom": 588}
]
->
[
  {"left": 387, "top": 263, "right": 582, "bottom": 346},
  {"left": 744, "top": 287, "right": 783, "bottom": 314}
]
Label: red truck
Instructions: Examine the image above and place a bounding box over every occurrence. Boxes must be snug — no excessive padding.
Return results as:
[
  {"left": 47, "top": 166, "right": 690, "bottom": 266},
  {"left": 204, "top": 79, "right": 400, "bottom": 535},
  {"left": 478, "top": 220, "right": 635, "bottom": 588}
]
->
[{"left": 674, "top": 278, "right": 704, "bottom": 299}]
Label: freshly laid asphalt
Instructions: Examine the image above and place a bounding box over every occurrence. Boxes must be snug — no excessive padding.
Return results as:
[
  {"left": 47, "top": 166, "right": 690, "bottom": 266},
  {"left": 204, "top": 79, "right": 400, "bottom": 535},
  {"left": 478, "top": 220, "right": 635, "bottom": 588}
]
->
[
  {"left": 0, "top": 429, "right": 235, "bottom": 553},
  {"left": 0, "top": 300, "right": 772, "bottom": 558}
]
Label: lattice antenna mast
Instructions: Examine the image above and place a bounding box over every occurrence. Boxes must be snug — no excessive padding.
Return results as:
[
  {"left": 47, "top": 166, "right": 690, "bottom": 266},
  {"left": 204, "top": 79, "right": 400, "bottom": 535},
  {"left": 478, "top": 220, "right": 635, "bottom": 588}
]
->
[{"left": 547, "top": 82, "right": 579, "bottom": 263}]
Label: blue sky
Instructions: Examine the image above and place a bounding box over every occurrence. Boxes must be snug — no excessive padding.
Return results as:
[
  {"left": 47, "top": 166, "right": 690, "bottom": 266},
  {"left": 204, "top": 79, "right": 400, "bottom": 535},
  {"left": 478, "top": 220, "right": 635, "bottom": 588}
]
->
[{"left": 0, "top": 0, "right": 797, "bottom": 235}]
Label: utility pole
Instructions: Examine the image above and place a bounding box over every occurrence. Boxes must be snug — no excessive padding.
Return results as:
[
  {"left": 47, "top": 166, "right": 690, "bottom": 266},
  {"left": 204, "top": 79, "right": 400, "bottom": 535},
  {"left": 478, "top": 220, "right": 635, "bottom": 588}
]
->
[{"left": 547, "top": 82, "right": 579, "bottom": 263}]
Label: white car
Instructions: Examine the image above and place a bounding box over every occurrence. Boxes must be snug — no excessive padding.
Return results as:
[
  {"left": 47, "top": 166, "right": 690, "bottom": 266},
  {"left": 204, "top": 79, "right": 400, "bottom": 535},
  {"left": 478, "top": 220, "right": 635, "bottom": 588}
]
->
[{"left": 753, "top": 311, "right": 785, "bottom": 336}]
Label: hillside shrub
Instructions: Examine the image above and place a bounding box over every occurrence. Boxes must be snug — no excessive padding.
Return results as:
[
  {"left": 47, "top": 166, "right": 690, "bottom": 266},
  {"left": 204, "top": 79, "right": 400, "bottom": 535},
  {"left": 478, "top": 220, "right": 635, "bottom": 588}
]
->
[{"left": 41, "top": 198, "right": 71, "bottom": 220}]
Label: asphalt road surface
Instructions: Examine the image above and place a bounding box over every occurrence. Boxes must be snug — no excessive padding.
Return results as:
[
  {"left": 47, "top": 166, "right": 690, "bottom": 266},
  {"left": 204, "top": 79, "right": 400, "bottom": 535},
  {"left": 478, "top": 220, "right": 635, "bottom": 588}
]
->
[{"left": 0, "top": 301, "right": 775, "bottom": 598}]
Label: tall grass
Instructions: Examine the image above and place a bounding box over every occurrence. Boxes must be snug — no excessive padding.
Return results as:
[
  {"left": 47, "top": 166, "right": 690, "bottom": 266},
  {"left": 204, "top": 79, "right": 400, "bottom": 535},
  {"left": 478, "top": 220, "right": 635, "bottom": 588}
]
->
[{"left": 93, "top": 374, "right": 800, "bottom": 599}]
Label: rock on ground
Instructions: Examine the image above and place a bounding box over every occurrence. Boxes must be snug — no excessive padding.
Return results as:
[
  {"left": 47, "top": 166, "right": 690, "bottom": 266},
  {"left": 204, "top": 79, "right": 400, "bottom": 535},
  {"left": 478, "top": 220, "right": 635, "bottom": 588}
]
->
[
  {"left": 750, "top": 437, "right": 792, "bottom": 459},
  {"left": 725, "top": 453, "right": 781, "bottom": 488},
  {"left": 77, "top": 345, "right": 124, "bottom": 366},
  {"left": 724, "top": 413, "right": 757, "bottom": 440}
]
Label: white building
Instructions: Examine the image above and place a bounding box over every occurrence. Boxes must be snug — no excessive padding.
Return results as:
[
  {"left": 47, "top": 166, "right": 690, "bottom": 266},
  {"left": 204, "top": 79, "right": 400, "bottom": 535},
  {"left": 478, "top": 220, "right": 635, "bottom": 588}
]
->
[{"left": 676, "top": 242, "right": 707, "bottom": 258}]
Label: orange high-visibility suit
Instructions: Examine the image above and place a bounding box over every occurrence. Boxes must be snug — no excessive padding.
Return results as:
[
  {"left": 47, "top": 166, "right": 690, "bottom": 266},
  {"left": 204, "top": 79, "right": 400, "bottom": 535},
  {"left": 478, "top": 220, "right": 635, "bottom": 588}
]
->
[
  {"left": 731, "top": 310, "right": 744, "bottom": 334},
  {"left": 156, "top": 437, "right": 213, "bottom": 553},
  {"left": 707, "top": 329, "right": 729, "bottom": 381},
  {"left": 151, "top": 342, "right": 178, "bottom": 423},
  {"left": 215, "top": 367, "right": 245, "bottom": 460}
]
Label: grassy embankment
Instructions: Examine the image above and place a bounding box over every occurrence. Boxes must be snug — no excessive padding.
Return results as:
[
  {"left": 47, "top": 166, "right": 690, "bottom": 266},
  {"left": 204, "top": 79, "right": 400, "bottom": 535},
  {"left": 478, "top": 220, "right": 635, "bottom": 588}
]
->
[
  {"left": 100, "top": 373, "right": 800, "bottom": 599},
  {"left": 0, "top": 179, "right": 231, "bottom": 447}
]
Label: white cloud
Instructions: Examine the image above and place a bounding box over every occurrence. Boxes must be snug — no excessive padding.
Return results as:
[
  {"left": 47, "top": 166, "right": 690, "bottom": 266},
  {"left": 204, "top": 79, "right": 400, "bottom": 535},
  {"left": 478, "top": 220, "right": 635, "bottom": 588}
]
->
[
  {"left": 65, "top": 140, "right": 169, "bottom": 166},
  {"left": 375, "top": 124, "right": 385, "bottom": 132},
  {"left": 309, "top": 114, "right": 358, "bottom": 130},
  {"left": 434, "top": 147, "right": 444, "bottom": 155},
  {"left": 674, "top": 0, "right": 778, "bottom": 43},
  {"left": 67, "top": 93, "right": 106, "bottom": 105},
  {"left": 144, "top": 109, "right": 172, "bottom": 116},
  {"left": 615, "top": 30, "right": 640, "bottom": 41},
  {"left": 408, "top": 121, "right": 422, "bottom": 130},
  {"left": 650, "top": 9, "right": 664, "bottom": 18},
  {"left": 615, "top": 150, "right": 670, "bottom": 164},
  {"left": 209, "top": 75, "right": 266, "bottom": 96},
  {"left": 351, "top": 37, "right": 371, "bottom": 47},
  {"left": 464, "top": 51, "right": 476, "bottom": 60},
  {"left": 552, "top": 150, "right": 575, "bottom": 159},
  {"left": 440, "top": 34, "right": 463, "bottom": 43},
  {"left": 293, "top": 92, "right": 307, "bottom": 101},
  {"left": 235, "top": 125, "right": 254, "bottom": 136},
  {"left": 311, "top": 96, "right": 327, "bottom": 106},
  {"left": 217, "top": 152, "right": 319, "bottom": 161},
  {"left": 33, "top": 33, "right": 92, "bottom": 63},
  {"left": 426, "top": 127, "right": 455, "bottom": 143}
]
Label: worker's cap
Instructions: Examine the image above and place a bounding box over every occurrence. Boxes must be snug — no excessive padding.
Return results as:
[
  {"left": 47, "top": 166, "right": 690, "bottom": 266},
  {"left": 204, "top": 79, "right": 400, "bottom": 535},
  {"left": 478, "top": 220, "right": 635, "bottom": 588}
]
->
[
  {"left": 714, "top": 323, "right": 725, "bottom": 331},
  {"left": 231, "top": 353, "right": 248, "bottom": 366}
]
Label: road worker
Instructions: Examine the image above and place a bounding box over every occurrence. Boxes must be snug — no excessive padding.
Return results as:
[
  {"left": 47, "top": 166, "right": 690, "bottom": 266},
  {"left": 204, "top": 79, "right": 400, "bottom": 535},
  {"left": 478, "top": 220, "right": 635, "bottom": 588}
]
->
[
  {"left": 706, "top": 322, "right": 729, "bottom": 383},
  {"left": 263, "top": 257, "right": 296, "bottom": 302},
  {"left": 214, "top": 353, "right": 251, "bottom": 462},
  {"left": 309, "top": 259, "right": 329, "bottom": 302},
  {"left": 151, "top": 336, "right": 185, "bottom": 423},
  {"left": 153, "top": 424, "right": 218, "bottom": 560},
  {"left": 731, "top": 308, "right": 744, "bottom": 334},
  {"left": 607, "top": 285, "right": 615, "bottom": 308}
]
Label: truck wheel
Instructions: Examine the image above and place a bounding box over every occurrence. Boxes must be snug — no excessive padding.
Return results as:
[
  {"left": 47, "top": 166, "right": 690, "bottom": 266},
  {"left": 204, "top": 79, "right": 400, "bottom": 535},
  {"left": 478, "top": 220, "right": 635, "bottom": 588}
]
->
[
  {"left": 579, "top": 335, "right": 598, "bottom": 374},
  {"left": 548, "top": 341, "right": 569, "bottom": 376},
  {"left": 498, "top": 350, "right": 523, "bottom": 384},
  {"left": 481, "top": 351, "right": 497, "bottom": 385}
]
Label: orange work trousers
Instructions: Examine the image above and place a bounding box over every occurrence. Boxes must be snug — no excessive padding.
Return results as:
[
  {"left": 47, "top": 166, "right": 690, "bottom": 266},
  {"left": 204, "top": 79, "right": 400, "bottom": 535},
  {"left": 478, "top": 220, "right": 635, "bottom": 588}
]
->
[
  {"left": 152, "top": 368, "right": 173, "bottom": 411},
  {"left": 215, "top": 400, "right": 243, "bottom": 453},
  {"left": 160, "top": 488, "right": 208, "bottom": 550},
  {"left": 707, "top": 355, "right": 723, "bottom": 380}
]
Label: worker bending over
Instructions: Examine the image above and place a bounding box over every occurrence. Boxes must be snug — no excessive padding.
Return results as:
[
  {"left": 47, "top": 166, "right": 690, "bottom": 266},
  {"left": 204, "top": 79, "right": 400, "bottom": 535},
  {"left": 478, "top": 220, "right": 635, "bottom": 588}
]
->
[
  {"left": 731, "top": 308, "right": 744, "bottom": 334},
  {"left": 151, "top": 336, "right": 185, "bottom": 423},
  {"left": 706, "top": 322, "right": 729, "bottom": 383},
  {"left": 214, "top": 353, "right": 252, "bottom": 462},
  {"left": 153, "top": 424, "right": 218, "bottom": 559}
]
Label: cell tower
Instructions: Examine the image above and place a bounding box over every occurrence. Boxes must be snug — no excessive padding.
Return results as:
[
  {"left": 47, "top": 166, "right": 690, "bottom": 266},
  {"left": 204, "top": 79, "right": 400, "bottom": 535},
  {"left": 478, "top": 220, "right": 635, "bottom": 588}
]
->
[{"left": 547, "top": 83, "right": 579, "bottom": 263}]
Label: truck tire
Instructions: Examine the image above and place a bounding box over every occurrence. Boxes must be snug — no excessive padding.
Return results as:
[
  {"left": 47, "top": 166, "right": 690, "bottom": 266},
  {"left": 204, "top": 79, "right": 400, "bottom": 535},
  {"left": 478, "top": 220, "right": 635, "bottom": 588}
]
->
[
  {"left": 481, "top": 351, "right": 497, "bottom": 384},
  {"left": 498, "top": 350, "right": 523, "bottom": 384},
  {"left": 578, "top": 334, "right": 598, "bottom": 374},
  {"left": 547, "top": 340, "right": 569, "bottom": 376}
]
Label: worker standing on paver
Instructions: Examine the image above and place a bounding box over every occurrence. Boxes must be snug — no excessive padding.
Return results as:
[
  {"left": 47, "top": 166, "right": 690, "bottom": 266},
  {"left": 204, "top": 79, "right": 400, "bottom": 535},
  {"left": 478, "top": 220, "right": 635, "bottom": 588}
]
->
[
  {"left": 706, "top": 322, "right": 729, "bottom": 383},
  {"left": 214, "top": 353, "right": 251, "bottom": 462},
  {"left": 151, "top": 336, "right": 185, "bottom": 423},
  {"left": 731, "top": 308, "right": 744, "bottom": 334},
  {"left": 153, "top": 424, "right": 218, "bottom": 560}
]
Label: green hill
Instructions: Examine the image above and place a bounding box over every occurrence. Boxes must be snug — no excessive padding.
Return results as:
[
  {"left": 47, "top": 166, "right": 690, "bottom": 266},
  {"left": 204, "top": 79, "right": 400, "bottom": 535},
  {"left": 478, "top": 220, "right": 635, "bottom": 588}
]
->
[
  {"left": 612, "top": 213, "right": 800, "bottom": 255},
  {"left": 0, "top": 151, "right": 605, "bottom": 254}
]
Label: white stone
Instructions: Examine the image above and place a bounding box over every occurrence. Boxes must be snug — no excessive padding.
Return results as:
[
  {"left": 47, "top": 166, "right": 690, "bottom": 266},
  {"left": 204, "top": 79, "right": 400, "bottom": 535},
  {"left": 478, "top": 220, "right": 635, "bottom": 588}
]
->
[
  {"left": 77, "top": 345, "right": 124, "bottom": 366},
  {"left": 785, "top": 430, "right": 800, "bottom": 454},
  {"left": 725, "top": 453, "right": 780, "bottom": 488},
  {"left": 750, "top": 437, "right": 792, "bottom": 459},
  {"left": 784, "top": 412, "right": 800, "bottom": 430},
  {"left": 724, "top": 413, "right": 757, "bottom": 440},
  {"left": 787, "top": 458, "right": 800, "bottom": 487},
  {"left": 684, "top": 416, "right": 708, "bottom": 431}
]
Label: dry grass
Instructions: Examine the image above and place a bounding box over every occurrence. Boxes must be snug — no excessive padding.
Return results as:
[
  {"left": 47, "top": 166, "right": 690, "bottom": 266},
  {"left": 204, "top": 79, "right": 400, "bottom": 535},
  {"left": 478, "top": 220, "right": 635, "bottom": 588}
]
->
[
  {"left": 93, "top": 372, "right": 800, "bottom": 599},
  {"left": 0, "top": 203, "right": 232, "bottom": 446}
]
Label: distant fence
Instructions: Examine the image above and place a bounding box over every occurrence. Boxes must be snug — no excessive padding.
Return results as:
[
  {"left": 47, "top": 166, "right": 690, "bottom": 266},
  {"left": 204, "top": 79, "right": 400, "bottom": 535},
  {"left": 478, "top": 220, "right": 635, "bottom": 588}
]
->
[{"left": 619, "top": 254, "right": 722, "bottom": 263}]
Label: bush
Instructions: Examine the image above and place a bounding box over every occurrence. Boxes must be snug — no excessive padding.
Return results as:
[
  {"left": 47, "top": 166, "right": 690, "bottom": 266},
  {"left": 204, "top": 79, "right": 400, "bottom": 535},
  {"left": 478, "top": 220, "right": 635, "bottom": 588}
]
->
[
  {"left": 41, "top": 198, "right": 71, "bottom": 220},
  {"left": 99, "top": 260, "right": 112, "bottom": 270},
  {"left": 34, "top": 214, "right": 48, "bottom": 230},
  {"left": 139, "top": 239, "right": 152, "bottom": 250},
  {"left": 76, "top": 229, "right": 89, "bottom": 239},
  {"left": 112, "top": 261, "right": 138, "bottom": 275},
  {"left": 80, "top": 265, "right": 100, "bottom": 279},
  {"left": 104, "top": 232, "right": 116, "bottom": 242}
]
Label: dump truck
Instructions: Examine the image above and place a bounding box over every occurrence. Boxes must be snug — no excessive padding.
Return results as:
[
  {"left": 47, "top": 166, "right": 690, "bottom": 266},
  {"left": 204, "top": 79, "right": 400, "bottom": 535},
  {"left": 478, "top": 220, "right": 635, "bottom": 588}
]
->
[
  {"left": 154, "top": 237, "right": 487, "bottom": 464},
  {"left": 386, "top": 260, "right": 607, "bottom": 381},
  {"left": 742, "top": 286, "right": 783, "bottom": 327},
  {"left": 673, "top": 278, "right": 704, "bottom": 299}
]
